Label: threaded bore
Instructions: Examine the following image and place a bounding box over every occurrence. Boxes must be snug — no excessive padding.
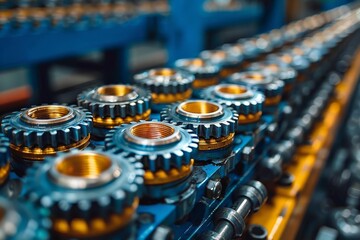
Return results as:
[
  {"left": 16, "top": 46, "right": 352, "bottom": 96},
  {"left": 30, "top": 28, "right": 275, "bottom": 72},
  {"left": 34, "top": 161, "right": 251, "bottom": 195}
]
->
[
  {"left": 56, "top": 152, "right": 112, "bottom": 178},
  {"left": 130, "top": 123, "right": 175, "bottom": 139},
  {"left": 97, "top": 85, "right": 133, "bottom": 97}
]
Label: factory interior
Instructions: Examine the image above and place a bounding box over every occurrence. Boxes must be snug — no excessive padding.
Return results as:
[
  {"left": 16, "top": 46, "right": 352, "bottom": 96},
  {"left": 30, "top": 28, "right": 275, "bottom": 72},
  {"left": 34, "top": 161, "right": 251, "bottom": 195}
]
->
[{"left": 0, "top": 0, "right": 360, "bottom": 239}]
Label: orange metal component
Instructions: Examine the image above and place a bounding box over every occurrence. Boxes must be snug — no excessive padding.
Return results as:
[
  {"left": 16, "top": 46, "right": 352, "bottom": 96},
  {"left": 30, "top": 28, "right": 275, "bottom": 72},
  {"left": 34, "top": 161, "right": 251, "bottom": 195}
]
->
[
  {"left": 144, "top": 160, "right": 194, "bottom": 185},
  {"left": 249, "top": 49, "right": 360, "bottom": 240},
  {"left": 248, "top": 196, "right": 296, "bottom": 240},
  {"left": 276, "top": 155, "right": 316, "bottom": 198}
]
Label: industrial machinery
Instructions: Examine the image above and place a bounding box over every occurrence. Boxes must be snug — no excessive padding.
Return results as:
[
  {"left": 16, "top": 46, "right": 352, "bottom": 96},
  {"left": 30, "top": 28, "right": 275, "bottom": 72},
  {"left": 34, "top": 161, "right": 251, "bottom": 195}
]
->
[{"left": 0, "top": 3, "right": 360, "bottom": 240}]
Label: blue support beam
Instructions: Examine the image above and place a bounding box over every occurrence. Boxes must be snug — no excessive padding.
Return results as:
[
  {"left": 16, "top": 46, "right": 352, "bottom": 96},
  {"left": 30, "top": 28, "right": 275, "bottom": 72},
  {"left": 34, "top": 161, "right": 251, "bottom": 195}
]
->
[
  {"left": 158, "top": 0, "right": 288, "bottom": 64},
  {"left": 160, "top": 1, "right": 264, "bottom": 63},
  {"left": 0, "top": 16, "right": 149, "bottom": 103},
  {"left": 0, "top": 16, "right": 148, "bottom": 70}
]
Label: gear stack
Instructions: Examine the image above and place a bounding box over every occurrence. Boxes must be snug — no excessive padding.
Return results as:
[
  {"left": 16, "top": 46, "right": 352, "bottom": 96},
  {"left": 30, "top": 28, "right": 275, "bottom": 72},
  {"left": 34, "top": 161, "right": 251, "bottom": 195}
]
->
[
  {"left": 77, "top": 84, "right": 152, "bottom": 138},
  {"left": 199, "top": 49, "right": 243, "bottom": 78},
  {"left": 226, "top": 71, "right": 284, "bottom": 114},
  {"left": 105, "top": 121, "right": 198, "bottom": 205},
  {"left": 247, "top": 61, "right": 297, "bottom": 98},
  {"left": 133, "top": 68, "right": 194, "bottom": 112},
  {"left": 0, "top": 196, "right": 50, "bottom": 240},
  {"left": 0, "top": 133, "right": 10, "bottom": 185},
  {"left": 0, "top": 3, "right": 358, "bottom": 240},
  {"left": 23, "top": 150, "right": 144, "bottom": 239},
  {"left": 160, "top": 100, "right": 238, "bottom": 161},
  {"left": 266, "top": 52, "right": 310, "bottom": 85},
  {"left": 201, "top": 84, "right": 265, "bottom": 133},
  {"left": 1, "top": 105, "right": 93, "bottom": 175},
  {"left": 175, "top": 58, "right": 220, "bottom": 97}
]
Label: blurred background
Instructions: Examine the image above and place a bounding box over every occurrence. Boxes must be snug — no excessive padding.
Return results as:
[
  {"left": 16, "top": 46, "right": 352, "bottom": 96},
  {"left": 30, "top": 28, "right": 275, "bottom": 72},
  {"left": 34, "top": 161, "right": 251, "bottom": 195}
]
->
[{"left": 0, "top": 0, "right": 354, "bottom": 113}]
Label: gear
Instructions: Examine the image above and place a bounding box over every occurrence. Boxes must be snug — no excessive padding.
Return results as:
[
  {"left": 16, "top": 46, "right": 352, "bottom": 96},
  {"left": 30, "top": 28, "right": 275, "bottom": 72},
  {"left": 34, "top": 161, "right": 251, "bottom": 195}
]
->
[
  {"left": 247, "top": 60, "right": 297, "bottom": 96},
  {"left": 105, "top": 121, "right": 198, "bottom": 173},
  {"left": 236, "top": 39, "right": 261, "bottom": 60},
  {"left": 0, "top": 196, "right": 50, "bottom": 240},
  {"left": 160, "top": 100, "right": 238, "bottom": 140},
  {"left": 266, "top": 52, "right": 310, "bottom": 74},
  {"left": 133, "top": 68, "right": 194, "bottom": 95},
  {"left": 105, "top": 121, "right": 198, "bottom": 199},
  {"left": 201, "top": 84, "right": 265, "bottom": 115},
  {"left": 200, "top": 84, "right": 265, "bottom": 132},
  {"left": 175, "top": 58, "right": 221, "bottom": 92},
  {"left": 133, "top": 68, "right": 194, "bottom": 111},
  {"left": 0, "top": 133, "right": 10, "bottom": 185},
  {"left": 199, "top": 49, "right": 243, "bottom": 77},
  {"left": 1, "top": 104, "right": 92, "bottom": 174},
  {"left": 77, "top": 84, "right": 151, "bottom": 137},
  {"left": 24, "top": 150, "right": 144, "bottom": 239},
  {"left": 226, "top": 71, "right": 284, "bottom": 103}
]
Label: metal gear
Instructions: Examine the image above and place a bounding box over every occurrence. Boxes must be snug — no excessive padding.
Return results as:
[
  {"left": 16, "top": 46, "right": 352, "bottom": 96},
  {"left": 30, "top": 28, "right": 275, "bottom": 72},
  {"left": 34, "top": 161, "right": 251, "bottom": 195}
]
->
[
  {"left": 0, "top": 196, "right": 50, "bottom": 240},
  {"left": 200, "top": 84, "right": 265, "bottom": 132},
  {"left": 133, "top": 68, "right": 194, "bottom": 105},
  {"left": 105, "top": 121, "right": 198, "bottom": 199},
  {"left": 175, "top": 58, "right": 221, "bottom": 94},
  {"left": 160, "top": 100, "right": 238, "bottom": 140},
  {"left": 0, "top": 133, "right": 10, "bottom": 185},
  {"left": 247, "top": 60, "right": 297, "bottom": 96},
  {"left": 201, "top": 84, "right": 265, "bottom": 115},
  {"left": 226, "top": 71, "right": 284, "bottom": 109},
  {"left": 266, "top": 52, "right": 310, "bottom": 76},
  {"left": 23, "top": 150, "right": 144, "bottom": 239},
  {"left": 77, "top": 84, "right": 151, "bottom": 138},
  {"left": 199, "top": 49, "right": 243, "bottom": 77},
  {"left": 1, "top": 104, "right": 92, "bottom": 175}
]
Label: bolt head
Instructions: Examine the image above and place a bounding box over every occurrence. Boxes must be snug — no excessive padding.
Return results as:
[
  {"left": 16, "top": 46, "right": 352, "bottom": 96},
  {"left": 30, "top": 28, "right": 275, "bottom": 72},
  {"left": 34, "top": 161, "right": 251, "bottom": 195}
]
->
[{"left": 205, "top": 179, "right": 222, "bottom": 200}]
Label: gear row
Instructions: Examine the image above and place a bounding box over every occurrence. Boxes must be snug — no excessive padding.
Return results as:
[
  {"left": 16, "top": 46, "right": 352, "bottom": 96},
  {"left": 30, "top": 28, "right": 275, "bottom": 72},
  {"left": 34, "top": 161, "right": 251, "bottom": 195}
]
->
[
  {"left": 0, "top": 4, "right": 359, "bottom": 240},
  {"left": 0, "top": 0, "right": 167, "bottom": 34}
]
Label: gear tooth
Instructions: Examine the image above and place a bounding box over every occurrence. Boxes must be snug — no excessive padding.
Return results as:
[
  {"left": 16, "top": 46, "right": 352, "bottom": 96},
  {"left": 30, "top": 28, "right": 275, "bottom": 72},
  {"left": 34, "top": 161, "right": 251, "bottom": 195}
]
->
[
  {"left": 136, "top": 99, "right": 145, "bottom": 114},
  {"left": 77, "top": 200, "right": 91, "bottom": 219},
  {"left": 108, "top": 105, "right": 116, "bottom": 119},
  {"left": 119, "top": 104, "right": 127, "bottom": 118},
  {"left": 148, "top": 155, "right": 157, "bottom": 172},
  {"left": 111, "top": 189, "right": 125, "bottom": 213},
  {"left": 96, "top": 196, "right": 111, "bottom": 217},
  {"left": 40, "top": 196, "right": 54, "bottom": 209},
  {"left": 69, "top": 126, "right": 81, "bottom": 142},
  {"left": 23, "top": 131, "right": 35, "bottom": 148},
  {"left": 36, "top": 132, "right": 45, "bottom": 148},
  {"left": 124, "top": 184, "right": 138, "bottom": 206},
  {"left": 49, "top": 130, "right": 58, "bottom": 147},
  {"left": 162, "top": 153, "right": 171, "bottom": 171},
  {"left": 57, "top": 200, "right": 72, "bottom": 220},
  {"left": 98, "top": 104, "right": 106, "bottom": 118},
  {"left": 12, "top": 129, "right": 22, "bottom": 146},
  {"left": 129, "top": 102, "right": 136, "bottom": 116}
]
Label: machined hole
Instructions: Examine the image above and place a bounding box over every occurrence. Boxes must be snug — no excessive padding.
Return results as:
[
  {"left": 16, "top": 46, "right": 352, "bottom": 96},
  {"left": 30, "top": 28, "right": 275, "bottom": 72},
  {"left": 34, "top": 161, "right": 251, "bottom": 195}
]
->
[
  {"left": 97, "top": 85, "right": 133, "bottom": 97},
  {"left": 179, "top": 101, "right": 219, "bottom": 114},
  {"left": 149, "top": 68, "right": 177, "bottom": 77},
  {"left": 26, "top": 105, "right": 70, "bottom": 120},
  {"left": 281, "top": 54, "right": 293, "bottom": 63},
  {"left": 266, "top": 64, "right": 280, "bottom": 72},
  {"left": 130, "top": 123, "right": 175, "bottom": 139},
  {"left": 204, "top": 50, "right": 227, "bottom": 60},
  {"left": 244, "top": 73, "right": 266, "bottom": 81},
  {"left": 56, "top": 153, "right": 113, "bottom": 179},
  {"left": 248, "top": 224, "right": 268, "bottom": 239},
  {"left": 217, "top": 85, "right": 247, "bottom": 95},
  {"left": 183, "top": 58, "right": 207, "bottom": 67}
]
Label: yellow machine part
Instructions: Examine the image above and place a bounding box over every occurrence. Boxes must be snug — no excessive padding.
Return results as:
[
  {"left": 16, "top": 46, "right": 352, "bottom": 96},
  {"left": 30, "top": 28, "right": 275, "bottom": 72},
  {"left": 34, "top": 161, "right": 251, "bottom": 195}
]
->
[{"left": 248, "top": 49, "right": 360, "bottom": 240}]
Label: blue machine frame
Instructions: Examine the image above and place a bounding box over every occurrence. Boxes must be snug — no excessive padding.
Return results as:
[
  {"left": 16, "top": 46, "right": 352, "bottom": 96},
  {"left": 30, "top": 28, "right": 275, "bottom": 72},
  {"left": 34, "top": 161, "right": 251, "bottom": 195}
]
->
[{"left": 0, "top": 0, "right": 285, "bottom": 104}]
